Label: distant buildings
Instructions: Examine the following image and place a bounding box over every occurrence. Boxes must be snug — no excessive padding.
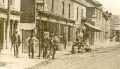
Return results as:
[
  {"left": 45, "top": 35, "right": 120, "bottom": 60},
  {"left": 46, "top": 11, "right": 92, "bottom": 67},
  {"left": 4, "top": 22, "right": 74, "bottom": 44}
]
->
[
  {"left": 110, "top": 15, "right": 120, "bottom": 41},
  {"left": 71, "top": 0, "right": 112, "bottom": 46}
]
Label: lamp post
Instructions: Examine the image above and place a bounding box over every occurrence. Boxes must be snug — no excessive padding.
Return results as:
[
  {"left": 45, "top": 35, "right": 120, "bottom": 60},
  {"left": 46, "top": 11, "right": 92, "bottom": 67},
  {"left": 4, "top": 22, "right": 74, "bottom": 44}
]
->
[{"left": 35, "top": 0, "right": 45, "bottom": 57}]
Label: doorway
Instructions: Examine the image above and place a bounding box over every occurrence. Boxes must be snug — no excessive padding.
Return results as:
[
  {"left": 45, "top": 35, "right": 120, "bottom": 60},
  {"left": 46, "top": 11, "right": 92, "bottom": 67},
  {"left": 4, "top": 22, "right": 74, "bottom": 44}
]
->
[{"left": 0, "top": 19, "right": 4, "bottom": 51}]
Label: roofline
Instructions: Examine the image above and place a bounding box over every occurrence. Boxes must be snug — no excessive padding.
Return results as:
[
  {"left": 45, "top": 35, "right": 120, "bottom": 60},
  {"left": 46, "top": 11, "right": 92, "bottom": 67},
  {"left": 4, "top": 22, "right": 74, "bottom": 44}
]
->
[
  {"left": 70, "top": 0, "right": 87, "bottom": 7},
  {"left": 86, "top": 0, "right": 102, "bottom": 7},
  {"left": 71, "top": 0, "right": 102, "bottom": 8}
]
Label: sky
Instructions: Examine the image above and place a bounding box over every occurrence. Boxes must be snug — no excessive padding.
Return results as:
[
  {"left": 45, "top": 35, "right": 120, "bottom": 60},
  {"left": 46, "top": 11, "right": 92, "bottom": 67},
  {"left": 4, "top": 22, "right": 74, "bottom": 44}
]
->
[{"left": 97, "top": 0, "right": 120, "bottom": 15}]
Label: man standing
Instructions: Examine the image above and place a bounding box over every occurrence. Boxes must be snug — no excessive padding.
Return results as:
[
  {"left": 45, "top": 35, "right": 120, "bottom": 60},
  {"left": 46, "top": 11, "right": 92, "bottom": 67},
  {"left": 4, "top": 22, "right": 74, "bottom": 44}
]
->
[
  {"left": 12, "top": 30, "right": 21, "bottom": 58},
  {"left": 51, "top": 33, "right": 59, "bottom": 59},
  {"left": 28, "top": 30, "right": 36, "bottom": 58},
  {"left": 42, "top": 32, "right": 50, "bottom": 59}
]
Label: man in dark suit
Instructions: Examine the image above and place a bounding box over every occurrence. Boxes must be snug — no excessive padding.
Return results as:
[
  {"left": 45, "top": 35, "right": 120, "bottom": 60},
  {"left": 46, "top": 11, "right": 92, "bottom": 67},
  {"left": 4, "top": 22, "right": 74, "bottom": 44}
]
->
[
  {"left": 28, "top": 30, "right": 35, "bottom": 58},
  {"left": 12, "top": 30, "right": 21, "bottom": 58}
]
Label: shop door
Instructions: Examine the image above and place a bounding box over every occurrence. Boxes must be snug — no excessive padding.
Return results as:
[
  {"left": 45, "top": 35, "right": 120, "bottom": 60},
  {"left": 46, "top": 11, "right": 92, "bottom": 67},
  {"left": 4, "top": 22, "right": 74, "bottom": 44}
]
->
[
  {"left": 22, "top": 30, "right": 32, "bottom": 53},
  {"left": 0, "top": 22, "right": 4, "bottom": 50},
  {"left": 68, "top": 26, "right": 71, "bottom": 41}
]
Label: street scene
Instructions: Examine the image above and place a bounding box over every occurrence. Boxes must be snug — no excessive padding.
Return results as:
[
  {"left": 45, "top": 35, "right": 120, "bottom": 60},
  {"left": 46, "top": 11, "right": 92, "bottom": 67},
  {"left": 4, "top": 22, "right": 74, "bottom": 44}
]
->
[
  {"left": 29, "top": 44, "right": 120, "bottom": 69},
  {"left": 0, "top": 0, "right": 120, "bottom": 69}
]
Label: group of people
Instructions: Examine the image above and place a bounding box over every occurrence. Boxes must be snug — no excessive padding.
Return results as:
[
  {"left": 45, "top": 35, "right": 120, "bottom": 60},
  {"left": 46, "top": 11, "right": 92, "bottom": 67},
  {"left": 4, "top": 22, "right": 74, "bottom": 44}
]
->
[
  {"left": 27, "top": 30, "right": 60, "bottom": 59},
  {"left": 42, "top": 32, "right": 59, "bottom": 59},
  {"left": 11, "top": 29, "right": 60, "bottom": 59},
  {"left": 71, "top": 38, "right": 91, "bottom": 54}
]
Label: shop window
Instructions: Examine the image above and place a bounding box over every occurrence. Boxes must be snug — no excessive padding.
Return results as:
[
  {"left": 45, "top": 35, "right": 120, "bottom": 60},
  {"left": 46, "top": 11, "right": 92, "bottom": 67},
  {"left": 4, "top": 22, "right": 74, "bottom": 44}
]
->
[
  {"left": 37, "top": 4, "right": 44, "bottom": 11},
  {"left": 77, "top": 7, "right": 79, "bottom": 20},
  {"left": 0, "top": 0, "right": 5, "bottom": 7},
  {"left": 1, "top": 0, "right": 4, "bottom": 4},
  {"left": 68, "top": 26, "right": 71, "bottom": 41},
  {"left": 68, "top": 4, "right": 71, "bottom": 18},
  {"left": 3, "top": 0, "right": 4, "bottom": 3},
  {"left": 51, "top": 0, "right": 54, "bottom": 12},
  {"left": 0, "top": 18, "right": 4, "bottom": 49},
  {"left": 14, "top": 20, "right": 18, "bottom": 29},
  {"left": 81, "top": 8, "right": 84, "bottom": 18},
  {"left": 0, "top": 0, "right": 4, "bottom": 4},
  {"left": 9, "top": 20, "right": 13, "bottom": 39},
  {"left": 10, "top": 0, "right": 15, "bottom": 5},
  {"left": 36, "top": 0, "right": 45, "bottom": 11},
  {"left": 62, "top": 1, "right": 64, "bottom": 15}
]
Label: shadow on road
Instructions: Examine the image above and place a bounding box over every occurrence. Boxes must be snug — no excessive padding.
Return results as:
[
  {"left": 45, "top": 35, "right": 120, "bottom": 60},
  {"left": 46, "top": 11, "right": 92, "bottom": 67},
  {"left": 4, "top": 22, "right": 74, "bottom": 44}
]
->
[
  {"left": 0, "top": 62, "right": 6, "bottom": 67},
  {"left": 94, "top": 45, "right": 120, "bottom": 54}
]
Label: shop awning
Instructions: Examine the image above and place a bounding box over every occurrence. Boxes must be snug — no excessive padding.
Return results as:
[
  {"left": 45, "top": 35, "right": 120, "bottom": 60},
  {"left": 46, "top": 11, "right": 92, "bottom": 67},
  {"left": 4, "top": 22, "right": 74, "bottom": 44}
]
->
[
  {"left": 19, "top": 23, "right": 35, "bottom": 30},
  {"left": 85, "top": 23, "right": 102, "bottom": 32},
  {"left": 112, "top": 25, "right": 120, "bottom": 31}
]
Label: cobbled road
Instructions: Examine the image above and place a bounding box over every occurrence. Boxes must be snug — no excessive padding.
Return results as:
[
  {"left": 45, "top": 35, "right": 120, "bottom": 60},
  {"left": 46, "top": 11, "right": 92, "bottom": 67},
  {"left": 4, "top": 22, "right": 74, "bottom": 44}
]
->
[{"left": 29, "top": 45, "right": 120, "bottom": 69}]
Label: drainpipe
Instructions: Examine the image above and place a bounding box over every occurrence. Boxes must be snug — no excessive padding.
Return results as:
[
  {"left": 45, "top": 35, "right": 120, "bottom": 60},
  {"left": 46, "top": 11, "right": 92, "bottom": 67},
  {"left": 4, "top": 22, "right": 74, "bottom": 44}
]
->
[{"left": 34, "top": 0, "right": 37, "bottom": 27}]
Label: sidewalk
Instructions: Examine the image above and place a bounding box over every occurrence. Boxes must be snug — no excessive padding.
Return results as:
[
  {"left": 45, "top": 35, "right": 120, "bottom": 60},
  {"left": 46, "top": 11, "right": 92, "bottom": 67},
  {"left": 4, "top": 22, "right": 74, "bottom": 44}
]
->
[
  {"left": 90, "top": 41, "right": 120, "bottom": 50},
  {"left": 0, "top": 53, "right": 45, "bottom": 69},
  {"left": 0, "top": 50, "right": 71, "bottom": 69}
]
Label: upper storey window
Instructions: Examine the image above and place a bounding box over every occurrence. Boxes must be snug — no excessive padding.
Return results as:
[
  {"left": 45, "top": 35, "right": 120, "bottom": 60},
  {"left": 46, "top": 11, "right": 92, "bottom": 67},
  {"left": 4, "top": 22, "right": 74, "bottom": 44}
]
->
[
  {"left": 0, "top": 0, "right": 5, "bottom": 8},
  {"left": 10, "top": 0, "right": 15, "bottom": 5}
]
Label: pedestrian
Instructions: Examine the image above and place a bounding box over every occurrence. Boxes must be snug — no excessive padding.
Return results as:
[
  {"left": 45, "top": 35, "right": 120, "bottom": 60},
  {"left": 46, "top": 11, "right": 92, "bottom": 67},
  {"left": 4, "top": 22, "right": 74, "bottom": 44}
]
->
[
  {"left": 42, "top": 32, "right": 50, "bottom": 59},
  {"left": 71, "top": 38, "right": 80, "bottom": 54},
  {"left": 78, "top": 38, "right": 83, "bottom": 53},
  {"left": 51, "top": 33, "right": 59, "bottom": 59},
  {"left": 12, "top": 30, "right": 21, "bottom": 58},
  {"left": 28, "top": 30, "right": 36, "bottom": 58},
  {"left": 48, "top": 33, "right": 55, "bottom": 59}
]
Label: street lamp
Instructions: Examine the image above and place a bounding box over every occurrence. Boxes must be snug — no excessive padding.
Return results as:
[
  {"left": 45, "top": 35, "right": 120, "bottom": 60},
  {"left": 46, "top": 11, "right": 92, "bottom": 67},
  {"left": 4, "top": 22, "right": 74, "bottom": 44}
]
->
[{"left": 35, "top": 0, "right": 45, "bottom": 57}]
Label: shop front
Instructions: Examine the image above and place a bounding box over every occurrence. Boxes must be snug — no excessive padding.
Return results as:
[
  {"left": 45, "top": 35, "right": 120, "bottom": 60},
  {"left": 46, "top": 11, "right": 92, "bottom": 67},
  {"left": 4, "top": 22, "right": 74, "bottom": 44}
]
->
[
  {"left": 19, "top": 23, "right": 36, "bottom": 53},
  {"left": 36, "top": 20, "right": 69, "bottom": 50},
  {"left": 36, "top": 11, "right": 75, "bottom": 49},
  {"left": 84, "top": 22, "right": 102, "bottom": 46}
]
